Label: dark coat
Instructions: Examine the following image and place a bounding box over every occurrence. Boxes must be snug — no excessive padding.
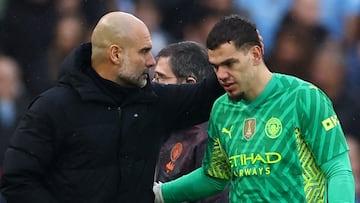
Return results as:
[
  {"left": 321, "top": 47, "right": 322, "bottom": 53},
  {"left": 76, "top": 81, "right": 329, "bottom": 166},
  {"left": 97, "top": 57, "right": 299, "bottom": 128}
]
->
[
  {"left": 0, "top": 95, "right": 30, "bottom": 174},
  {"left": 0, "top": 43, "right": 223, "bottom": 203}
]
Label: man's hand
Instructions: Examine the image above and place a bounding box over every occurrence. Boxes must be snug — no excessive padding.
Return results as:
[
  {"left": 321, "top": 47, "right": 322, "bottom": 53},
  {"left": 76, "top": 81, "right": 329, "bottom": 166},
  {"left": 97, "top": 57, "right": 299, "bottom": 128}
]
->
[{"left": 153, "top": 182, "right": 164, "bottom": 203}]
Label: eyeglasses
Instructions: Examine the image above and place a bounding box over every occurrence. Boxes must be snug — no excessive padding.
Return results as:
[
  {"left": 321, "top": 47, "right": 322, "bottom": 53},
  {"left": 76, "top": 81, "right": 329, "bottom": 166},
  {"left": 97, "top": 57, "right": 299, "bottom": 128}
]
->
[{"left": 152, "top": 73, "right": 178, "bottom": 83}]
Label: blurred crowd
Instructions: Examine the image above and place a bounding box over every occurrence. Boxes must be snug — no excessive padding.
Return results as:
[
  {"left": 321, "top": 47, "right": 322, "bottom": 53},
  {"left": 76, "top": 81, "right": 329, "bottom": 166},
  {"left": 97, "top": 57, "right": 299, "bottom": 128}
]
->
[{"left": 0, "top": 0, "right": 359, "bottom": 199}]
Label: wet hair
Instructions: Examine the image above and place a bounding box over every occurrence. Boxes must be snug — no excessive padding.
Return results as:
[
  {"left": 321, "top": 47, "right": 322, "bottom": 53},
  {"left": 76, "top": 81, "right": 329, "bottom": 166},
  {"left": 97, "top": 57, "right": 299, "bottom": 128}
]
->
[
  {"left": 156, "top": 41, "right": 213, "bottom": 81},
  {"left": 206, "top": 14, "right": 261, "bottom": 51}
]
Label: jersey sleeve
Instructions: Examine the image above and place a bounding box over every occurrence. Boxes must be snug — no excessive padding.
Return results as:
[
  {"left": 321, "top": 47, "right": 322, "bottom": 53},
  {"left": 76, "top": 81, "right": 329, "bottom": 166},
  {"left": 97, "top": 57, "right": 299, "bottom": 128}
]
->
[
  {"left": 296, "top": 84, "right": 349, "bottom": 165},
  {"left": 321, "top": 152, "right": 355, "bottom": 202},
  {"left": 202, "top": 104, "right": 232, "bottom": 180},
  {"left": 161, "top": 167, "right": 229, "bottom": 203}
]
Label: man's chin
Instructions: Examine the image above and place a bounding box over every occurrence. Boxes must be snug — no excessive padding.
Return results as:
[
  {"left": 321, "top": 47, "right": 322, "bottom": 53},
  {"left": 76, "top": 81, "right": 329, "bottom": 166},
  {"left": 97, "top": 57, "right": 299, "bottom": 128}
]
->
[
  {"left": 124, "top": 79, "right": 146, "bottom": 88},
  {"left": 227, "top": 92, "right": 244, "bottom": 102}
]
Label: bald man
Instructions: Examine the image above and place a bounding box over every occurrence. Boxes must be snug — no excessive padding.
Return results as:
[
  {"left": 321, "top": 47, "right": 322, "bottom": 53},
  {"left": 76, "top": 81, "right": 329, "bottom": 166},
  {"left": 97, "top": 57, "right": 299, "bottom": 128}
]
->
[{"left": 0, "top": 12, "right": 223, "bottom": 203}]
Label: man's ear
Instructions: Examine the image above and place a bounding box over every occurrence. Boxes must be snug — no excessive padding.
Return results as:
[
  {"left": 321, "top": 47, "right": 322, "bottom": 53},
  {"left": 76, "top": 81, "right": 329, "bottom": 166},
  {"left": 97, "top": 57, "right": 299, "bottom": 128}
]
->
[
  {"left": 251, "top": 45, "right": 262, "bottom": 65},
  {"left": 186, "top": 76, "right": 197, "bottom": 84},
  {"left": 109, "top": 45, "right": 123, "bottom": 65}
]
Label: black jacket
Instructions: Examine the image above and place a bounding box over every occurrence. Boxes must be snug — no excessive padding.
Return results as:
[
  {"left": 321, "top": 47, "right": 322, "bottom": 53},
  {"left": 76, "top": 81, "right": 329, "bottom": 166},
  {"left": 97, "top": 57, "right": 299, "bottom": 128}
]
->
[{"left": 0, "top": 43, "right": 224, "bottom": 203}]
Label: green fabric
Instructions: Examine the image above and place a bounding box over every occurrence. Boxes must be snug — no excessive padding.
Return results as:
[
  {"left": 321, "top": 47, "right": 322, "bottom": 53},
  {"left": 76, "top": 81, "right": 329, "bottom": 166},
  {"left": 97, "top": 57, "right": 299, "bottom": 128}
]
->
[
  {"left": 203, "top": 73, "right": 351, "bottom": 202},
  {"left": 161, "top": 167, "right": 229, "bottom": 203},
  {"left": 321, "top": 152, "right": 355, "bottom": 202},
  {"left": 161, "top": 74, "right": 355, "bottom": 203}
]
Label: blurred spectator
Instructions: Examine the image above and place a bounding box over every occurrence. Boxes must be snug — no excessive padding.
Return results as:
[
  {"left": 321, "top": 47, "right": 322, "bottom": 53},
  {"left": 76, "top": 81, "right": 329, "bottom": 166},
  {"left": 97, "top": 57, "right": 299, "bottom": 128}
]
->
[
  {"left": 182, "top": 5, "right": 226, "bottom": 46},
  {"left": 197, "top": 0, "right": 235, "bottom": 14},
  {"left": 0, "top": 0, "right": 116, "bottom": 98},
  {"left": 0, "top": 0, "right": 8, "bottom": 20},
  {"left": 265, "top": 24, "right": 316, "bottom": 81},
  {"left": 0, "top": 55, "right": 29, "bottom": 179},
  {"left": 55, "top": 0, "right": 82, "bottom": 17},
  {"left": 157, "top": 0, "right": 203, "bottom": 41},
  {"left": 234, "top": 0, "right": 292, "bottom": 55},
  {"left": 346, "top": 134, "right": 360, "bottom": 203},
  {"left": 266, "top": 0, "right": 330, "bottom": 81},
  {"left": 132, "top": 0, "right": 172, "bottom": 55},
  {"left": 318, "top": 0, "right": 360, "bottom": 41},
  {"left": 80, "top": 0, "right": 118, "bottom": 29},
  {"left": 0, "top": 191, "right": 5, "bottom": 203},
  {"left": 309, "top": 40, "right": 360, "bottom": 137},
  {"left": 280, "top": 0, "right": 329, "bottom": 45},
  {"left": 34, "top": 14, "right": 88, "bottom": 91},
  {"left": 158, "top": 0, "right": 236, "bottom": 42},
  {"left": 55, "top": 0, "right": 118, "bottom": 39},
  {"left": 0, "top": 0, "right": 57, "bottom": 97},
  {"left": 346, "top": 15, "right": 360, "bottom": 91},
  {"left": 116, "top": 0, "right": 135, "bottom": 13}
]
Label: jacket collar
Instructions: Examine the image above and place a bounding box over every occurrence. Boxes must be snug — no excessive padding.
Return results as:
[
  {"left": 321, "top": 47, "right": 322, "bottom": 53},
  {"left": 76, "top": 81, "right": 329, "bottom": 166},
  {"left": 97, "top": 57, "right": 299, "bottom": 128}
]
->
[{"left": 58, "top": 43, "right": 158, "bottom": 105}]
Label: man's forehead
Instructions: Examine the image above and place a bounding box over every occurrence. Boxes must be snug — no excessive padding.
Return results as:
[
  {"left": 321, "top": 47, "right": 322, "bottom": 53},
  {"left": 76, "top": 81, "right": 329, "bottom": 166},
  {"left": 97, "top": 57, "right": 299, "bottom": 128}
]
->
[
  {"left": 132, "top": 25, "right": 152, "bottom": 48},
  {"left": 208, "top": 42, "right": 237, "bottom": 63},
  {"left": 155, "top": 57, "right": 172, "bottom": 72}
]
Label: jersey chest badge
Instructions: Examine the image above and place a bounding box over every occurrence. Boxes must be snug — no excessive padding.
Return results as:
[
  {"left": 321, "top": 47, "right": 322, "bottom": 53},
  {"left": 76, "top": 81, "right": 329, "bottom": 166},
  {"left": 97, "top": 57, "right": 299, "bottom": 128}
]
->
[
  {"left": 265, "top": 117, "right": 282, "bottom": 139},
  {"left": 243, "top": 118, "right": 256, "bottom": 140}
]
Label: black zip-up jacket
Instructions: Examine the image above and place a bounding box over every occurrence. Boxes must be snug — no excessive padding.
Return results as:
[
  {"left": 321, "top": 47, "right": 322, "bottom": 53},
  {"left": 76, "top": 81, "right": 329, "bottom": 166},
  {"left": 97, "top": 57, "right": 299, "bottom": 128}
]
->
[{"left": 0, "top": 43, "right": 224, "bottom": 203}]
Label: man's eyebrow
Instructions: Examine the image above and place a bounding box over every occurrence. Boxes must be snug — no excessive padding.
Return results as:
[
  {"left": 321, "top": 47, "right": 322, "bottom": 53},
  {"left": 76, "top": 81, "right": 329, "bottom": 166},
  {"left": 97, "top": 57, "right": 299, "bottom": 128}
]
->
[{"left": 222, "top": 58, "right": 238, "bottom": 65}]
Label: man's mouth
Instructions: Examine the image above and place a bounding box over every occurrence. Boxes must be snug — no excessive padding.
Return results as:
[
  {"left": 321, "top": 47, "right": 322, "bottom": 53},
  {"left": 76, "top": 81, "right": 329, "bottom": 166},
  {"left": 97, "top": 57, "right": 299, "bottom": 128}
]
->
[{"left": 221, "top": 82, "right": 235, "bottom": 90}]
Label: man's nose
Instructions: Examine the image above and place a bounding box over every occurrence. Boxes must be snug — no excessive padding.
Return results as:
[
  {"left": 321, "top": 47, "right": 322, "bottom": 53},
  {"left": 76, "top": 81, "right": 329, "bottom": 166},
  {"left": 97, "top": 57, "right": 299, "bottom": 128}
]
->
[
  {"left": 216, "top": 66, "right": 229, "bottom": 80},
  {"left": 146, "top": 53, "right": 156, "bottom": 68}
]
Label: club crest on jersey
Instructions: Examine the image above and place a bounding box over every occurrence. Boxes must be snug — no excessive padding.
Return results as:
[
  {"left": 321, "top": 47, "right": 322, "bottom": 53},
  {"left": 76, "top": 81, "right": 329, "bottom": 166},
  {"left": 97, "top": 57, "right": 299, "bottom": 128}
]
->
[
  {"left": 166, "top": 142, "right": 183, "bottom": 173},
  {"left": 243, "top": 118, "right": 256, "bottom": 140},
  {"left": 265, "top": 117, "right": 282, "bottom": 139}
]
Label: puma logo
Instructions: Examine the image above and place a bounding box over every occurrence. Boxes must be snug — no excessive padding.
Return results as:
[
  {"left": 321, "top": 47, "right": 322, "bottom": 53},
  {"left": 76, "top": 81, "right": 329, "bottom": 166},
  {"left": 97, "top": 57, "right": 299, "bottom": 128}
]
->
[{"left": 222, "top": 126, "right": 233, "bottom": 138}]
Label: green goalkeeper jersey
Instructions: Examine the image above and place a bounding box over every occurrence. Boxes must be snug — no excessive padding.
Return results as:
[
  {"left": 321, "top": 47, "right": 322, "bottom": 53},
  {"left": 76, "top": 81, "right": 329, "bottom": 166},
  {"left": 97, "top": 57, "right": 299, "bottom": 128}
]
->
[{"left": 203, "top": 73, "right": 349, "bottom": 203}]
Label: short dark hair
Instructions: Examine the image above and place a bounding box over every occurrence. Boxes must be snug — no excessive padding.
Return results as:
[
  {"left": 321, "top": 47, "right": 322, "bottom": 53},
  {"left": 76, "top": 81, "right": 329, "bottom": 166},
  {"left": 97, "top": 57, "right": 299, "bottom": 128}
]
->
[
  {"left": 206, "top": 14, "right": 261, "bottom": 50},
  {"left": 156, "top": 41, "right": 213, "bottom": 81}
]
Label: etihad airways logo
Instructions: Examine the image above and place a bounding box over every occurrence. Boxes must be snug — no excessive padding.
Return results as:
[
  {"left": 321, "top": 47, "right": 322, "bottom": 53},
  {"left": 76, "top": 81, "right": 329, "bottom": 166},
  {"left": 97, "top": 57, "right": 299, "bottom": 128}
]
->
[
  {"left": 229, "top": 152, "right": 282, "bottom": 177},
  {"left": 229, "top": 152, "right": 282, "bottom": 166}
]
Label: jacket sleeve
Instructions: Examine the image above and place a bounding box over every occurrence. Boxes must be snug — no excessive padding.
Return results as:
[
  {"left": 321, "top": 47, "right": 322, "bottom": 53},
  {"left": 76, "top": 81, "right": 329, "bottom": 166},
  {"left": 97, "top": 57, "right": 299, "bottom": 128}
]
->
[
  {"left": 0, "top": 95, "right": 59, "bottom": 203},
  {"left": 156, "top": 72, "right": 224, "bottom": 131}
]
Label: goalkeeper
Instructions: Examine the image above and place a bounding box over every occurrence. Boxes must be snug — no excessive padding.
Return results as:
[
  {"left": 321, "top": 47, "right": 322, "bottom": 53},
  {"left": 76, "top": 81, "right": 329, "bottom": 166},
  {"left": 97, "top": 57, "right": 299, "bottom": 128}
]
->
[{"left": 153, "top": 15, "right": 355, "bottom": 203}]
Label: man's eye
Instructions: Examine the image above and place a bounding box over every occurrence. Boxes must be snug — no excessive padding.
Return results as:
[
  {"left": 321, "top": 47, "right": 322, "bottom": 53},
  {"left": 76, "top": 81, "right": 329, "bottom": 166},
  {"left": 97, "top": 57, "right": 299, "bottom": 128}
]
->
[
  {"left": 141, "top": 48, "right": 151, "bottom": 54},
  {"left": 224, "top": 62, "right": 233, "bottom": 68}
]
